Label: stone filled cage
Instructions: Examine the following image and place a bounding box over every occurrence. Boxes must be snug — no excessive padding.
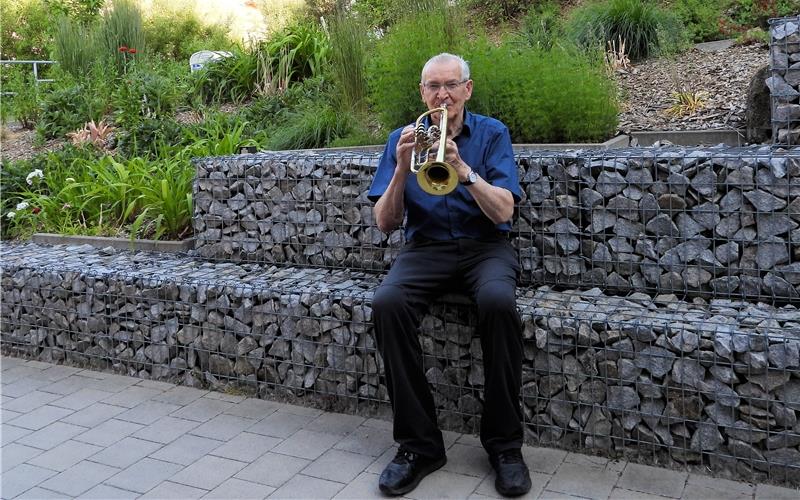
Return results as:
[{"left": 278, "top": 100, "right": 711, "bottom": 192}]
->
[
  {"left": 3, "top": 145, "right": 800, "bottom": 485},
  {"left": 770, "top": 15, "right": 800, "bottom": 145}
]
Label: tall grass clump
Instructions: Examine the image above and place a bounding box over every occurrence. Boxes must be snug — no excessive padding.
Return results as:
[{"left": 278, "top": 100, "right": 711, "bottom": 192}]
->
[
  {"left": 514, "top": 2, "right": 564, "bottom": 51},
  {"left": 98, "top": 0, "right": 146, "bottom": 72},
  {"left": 369, "top": 0, "right": 466, "bottom": 129},
  {"left": 328, "top": 8, "right": 370, "bottom": 113},
  {"left": 467, "top": 40, "right": 618, "bottom": 143},
  {"left": 265, "top": 103, "right": 357, "bottom": 150},
  {"left": 565, "top": 0, "right": 685, "bottom": 61},
  {"left": 264, "top": 18, "right": 330, "bottom": 82},
  {"left": 54, "top": 16, "right": 98, "bottom": 78}
]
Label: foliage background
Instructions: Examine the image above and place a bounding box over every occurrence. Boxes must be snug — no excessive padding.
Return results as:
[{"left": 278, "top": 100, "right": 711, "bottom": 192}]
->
[{"left": 0, "top": 0, "right": 783, "bottom": 240}]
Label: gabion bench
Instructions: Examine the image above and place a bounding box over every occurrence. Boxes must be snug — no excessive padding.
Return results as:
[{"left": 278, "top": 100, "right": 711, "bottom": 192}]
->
[{"left": 3, "top": 145, "right": 800, "bottom": 485}]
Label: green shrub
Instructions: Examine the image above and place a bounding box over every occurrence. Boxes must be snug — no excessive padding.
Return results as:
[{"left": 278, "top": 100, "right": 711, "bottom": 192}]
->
[
  {"left": 463, "top": 0, "right": 533, "bottom": 25},
  {"left": 1, "top": 69, "right": 41, "bottom": 128},
  {"left": 727, "top": 0, "right": 800, "bottom": 29},
  {"left": 352, "top": 0, "right": 398, "bottom": 29},
  {"left": 467, "top": 41, "right": 618, "bottom": 143},
  {"left": 368, "top": 1, "right": 466, "bottom": 130},
  {"left": 37, "top": 81, "right": 108, "bottom": 138},
  {"left": 54, "top": 16, "right": 99, "bottom": 78},
  {"left": 115, "top": 117, "right": 185, "bottom": 159},
  {"left": 47, "top": 0, "right": 104, "bottom": 25},
  {"left": 143, "top": 8, "right": 233, "bottom": 61},
  {"left": 670, "top": 0, "right": 725, "bottom": 42},
  {"left": 565, "top": 0, "right": 686, "bottom": 61},
  {"left": 0, "top": 0, "right": 54, "bottom": 60},
  {"left": 97, "top": 0, "right": 146, "bottom": 73}
]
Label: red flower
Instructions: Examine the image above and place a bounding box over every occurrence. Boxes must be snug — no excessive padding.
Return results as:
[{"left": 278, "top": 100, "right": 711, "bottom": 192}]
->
[
  {"left": 128, "top": 48, "right": 137, "bottom": 54},
  {"left": 31, "top": 207, "right": 41, "bottom": 214},
  {"left": 118, "top": 46, "right": 128, "bottom": 52}
]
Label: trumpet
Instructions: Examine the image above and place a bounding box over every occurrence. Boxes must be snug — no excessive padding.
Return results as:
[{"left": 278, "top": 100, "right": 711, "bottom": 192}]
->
[{"left": 410, "top": 105, "right": 459, "bottom": 195}]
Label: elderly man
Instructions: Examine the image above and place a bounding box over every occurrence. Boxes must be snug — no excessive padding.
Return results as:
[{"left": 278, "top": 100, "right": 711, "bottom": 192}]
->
[{"left": 368, "top": 53, "right": 531, "bottom": 497}]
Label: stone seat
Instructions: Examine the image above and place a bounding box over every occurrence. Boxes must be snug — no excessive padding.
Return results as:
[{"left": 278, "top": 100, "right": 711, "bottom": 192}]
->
[{"left": 3, "top": 241, "right": 800, "bottom": 484}]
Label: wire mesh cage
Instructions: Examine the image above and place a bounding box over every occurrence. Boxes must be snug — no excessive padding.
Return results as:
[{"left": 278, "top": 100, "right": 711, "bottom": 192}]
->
[
  {"left": 3, "top": 144, "right": 800, "bottom": 485},
  {"left": 769, "top": 15, "right": 800, "bottom": 145}
]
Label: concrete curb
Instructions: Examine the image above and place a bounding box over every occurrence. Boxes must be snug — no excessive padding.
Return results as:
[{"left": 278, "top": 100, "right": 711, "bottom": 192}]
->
[
  {"left": 256, "top": 130, "right": 751, "bottom": 155},
  {"left": 31, "top": 233, "right": 194, "bottom": 253},
  {"left": 630, "top": 129, "right": 746, "bottom": 146}
]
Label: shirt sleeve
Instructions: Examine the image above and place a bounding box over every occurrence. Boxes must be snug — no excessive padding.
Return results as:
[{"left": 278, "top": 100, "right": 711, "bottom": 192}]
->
[
  {"left": 484, "top": 125, "right": 522, "bottom": 203},
  {"left": 368, "top": 130, "right": 400, "bottom": 203}
]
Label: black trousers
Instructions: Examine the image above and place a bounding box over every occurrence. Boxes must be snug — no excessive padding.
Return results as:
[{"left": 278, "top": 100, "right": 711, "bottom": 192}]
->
[{"left": 372, "top": 236, "right": 523, "bottom": 458}]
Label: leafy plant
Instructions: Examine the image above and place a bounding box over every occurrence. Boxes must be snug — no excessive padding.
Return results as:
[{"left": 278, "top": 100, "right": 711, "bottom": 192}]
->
[
  {"left": 1, "top": 69, "right": 41, "bottom": 128},
  {"left": 565, "top": 0, "right": 686, "bottom": 61},
  {"left": 47, "top": 0, "right": 104, "bottom": 25},
  {"left": 37, "top": 80, "right": 109, "bottom": 138},
  {"left": 111, "top": 68, "right": 181, "bottom": 129},
  {"left": 66, "top": 119, "right": 116, "bottom": 148},
  {"left": 0, "top": 0, "right": 54, "bottom": 60},
  {"left": 115, "top": 117, "right": 184, "bottom": 159},
  {"left": 189, "top": 49, "right": 258, "bottom": 104}
]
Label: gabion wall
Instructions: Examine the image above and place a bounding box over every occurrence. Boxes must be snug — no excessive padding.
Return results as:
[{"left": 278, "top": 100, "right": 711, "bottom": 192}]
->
[
  {"left": 2, "top": 243, "right": 799, "bottom": 485},
  {"left": 4, "top": 144, "right": 800, "bottom": 485},
  {"left": 770, "top": 16, "right": 800, "bottom": 145},
  {"left": 194, "top": 147, "right": 800, "bottom": 302}
]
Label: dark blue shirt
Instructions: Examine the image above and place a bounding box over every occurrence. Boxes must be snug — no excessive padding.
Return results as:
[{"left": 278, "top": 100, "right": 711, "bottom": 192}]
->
[{"left": 368, "top": 110, "right": 521, "bottom": 242}]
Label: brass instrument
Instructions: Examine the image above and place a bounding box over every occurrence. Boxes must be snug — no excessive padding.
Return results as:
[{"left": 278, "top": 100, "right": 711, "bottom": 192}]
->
[{"left": 410, "top": 105, "right": 458, "bottom": 195}]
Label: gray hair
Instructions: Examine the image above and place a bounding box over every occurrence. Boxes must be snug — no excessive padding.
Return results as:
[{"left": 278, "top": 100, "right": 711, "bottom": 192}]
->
[{"left": 421, "top": 53, "right": 470, "bottom": 82}]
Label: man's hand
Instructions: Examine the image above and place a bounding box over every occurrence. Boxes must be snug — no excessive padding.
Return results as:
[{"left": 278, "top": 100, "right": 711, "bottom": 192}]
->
[
  {"left": 396, "top": 125, "right": 416, "bottom": 172},
  {"left": 434, "top": 137, "right": 471, "bottom": 182}
]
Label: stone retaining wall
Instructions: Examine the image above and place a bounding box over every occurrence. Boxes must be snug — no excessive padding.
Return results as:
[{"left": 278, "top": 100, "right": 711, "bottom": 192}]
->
[
  {"left": 2, "top": 243, "right": 799, "bottom": 485},
  {"left": 770, "top": 16, "right": 800, "bottom": 144},
  {"left": 194, "top": 147, "right": 800, "bottom": 301}
]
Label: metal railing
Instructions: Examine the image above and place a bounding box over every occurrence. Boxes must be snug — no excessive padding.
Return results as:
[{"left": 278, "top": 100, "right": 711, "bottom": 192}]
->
[{"left": 0, "top": 59, "right": 57, "bottom": 96}]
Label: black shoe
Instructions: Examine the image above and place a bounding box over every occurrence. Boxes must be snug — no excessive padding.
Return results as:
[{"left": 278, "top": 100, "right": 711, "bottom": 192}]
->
[
  {"left": 378, "top": 448, "right": 447, "bottom": 496},
  {"left": 489, "top": 449, "right": 532, "bottom": 497}
]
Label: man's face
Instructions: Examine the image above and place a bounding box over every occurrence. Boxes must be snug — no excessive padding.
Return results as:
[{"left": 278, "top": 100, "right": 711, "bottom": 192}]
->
[{"left": 419, "top": 59, "right": 473, "bottom": 124}]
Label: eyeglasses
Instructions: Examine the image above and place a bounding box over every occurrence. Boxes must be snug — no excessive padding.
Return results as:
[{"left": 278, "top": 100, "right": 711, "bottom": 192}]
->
[{"left": 422, "top": 80, "right": 468, "bottom": 93}]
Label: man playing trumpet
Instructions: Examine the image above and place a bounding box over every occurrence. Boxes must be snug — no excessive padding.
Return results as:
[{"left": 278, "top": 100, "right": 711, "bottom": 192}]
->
[{"left": 368, "top": 53, "right": 531, "bottom": 497}]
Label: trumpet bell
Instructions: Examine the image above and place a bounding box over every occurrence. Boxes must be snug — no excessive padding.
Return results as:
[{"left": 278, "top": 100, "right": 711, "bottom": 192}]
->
[{"left": 416, "top": 160, "right": 458, "bottom": 195}]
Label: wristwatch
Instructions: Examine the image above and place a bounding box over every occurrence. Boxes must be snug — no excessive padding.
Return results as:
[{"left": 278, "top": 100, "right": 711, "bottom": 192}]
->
[{"left": 461, "top": 169, "right": 478, "bottom": 186}]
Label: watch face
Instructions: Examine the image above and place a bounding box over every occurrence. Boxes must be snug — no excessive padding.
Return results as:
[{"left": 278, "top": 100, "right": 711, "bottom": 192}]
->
[{"left": 468, "top": 171, "right": 478, "bottom": 184}]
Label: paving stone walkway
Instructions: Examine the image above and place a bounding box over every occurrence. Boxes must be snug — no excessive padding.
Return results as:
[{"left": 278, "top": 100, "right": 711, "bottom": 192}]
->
[{"left": 1, "top": 357, "right": 798, "bottom": 500}]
